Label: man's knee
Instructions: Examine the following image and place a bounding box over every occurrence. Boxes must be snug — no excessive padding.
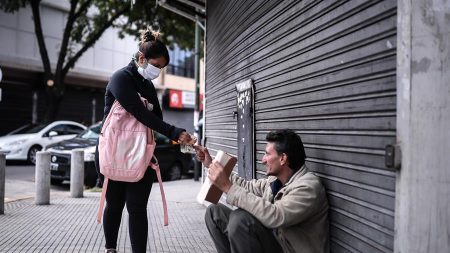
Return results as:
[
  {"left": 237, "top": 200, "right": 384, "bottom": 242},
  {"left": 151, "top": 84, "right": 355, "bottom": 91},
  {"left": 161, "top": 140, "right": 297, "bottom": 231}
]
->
[
  {"left": 205, "top": 204, "right": 223, "bottom": 228},
  {"left": 205, "top": 204, "right": 216, "bottom": 224},
  {"left": 205, "top": 204, "right": 231, "bottom": 230},
  {"left": 228, "top": 209, "right": 258, "bottom": 234}
]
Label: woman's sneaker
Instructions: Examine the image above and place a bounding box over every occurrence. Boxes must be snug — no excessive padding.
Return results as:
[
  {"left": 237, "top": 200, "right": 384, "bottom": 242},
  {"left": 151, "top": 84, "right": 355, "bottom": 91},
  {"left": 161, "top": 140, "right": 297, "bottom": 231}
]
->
[{"left": 105, "top": 249, "right": 117, "bottom": 253}]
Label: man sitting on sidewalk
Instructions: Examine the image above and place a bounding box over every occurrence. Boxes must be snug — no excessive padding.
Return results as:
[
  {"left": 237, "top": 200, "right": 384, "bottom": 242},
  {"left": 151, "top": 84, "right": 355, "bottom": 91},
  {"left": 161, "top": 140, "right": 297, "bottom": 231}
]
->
[{"left": 195, "top": 130, "right": 329, "bottom": 253}]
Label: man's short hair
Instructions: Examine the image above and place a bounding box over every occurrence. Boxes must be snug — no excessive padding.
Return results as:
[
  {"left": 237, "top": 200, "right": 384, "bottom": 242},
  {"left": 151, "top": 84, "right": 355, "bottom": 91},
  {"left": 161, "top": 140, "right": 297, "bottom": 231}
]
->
[{"left": 266, "top": 130, "right": 306, "bottom": 172}]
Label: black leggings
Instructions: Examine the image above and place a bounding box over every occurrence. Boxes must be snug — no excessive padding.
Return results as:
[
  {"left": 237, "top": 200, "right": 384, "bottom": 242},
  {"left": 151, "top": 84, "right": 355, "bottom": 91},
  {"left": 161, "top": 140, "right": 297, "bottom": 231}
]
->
[
  {"left": 95, "top": 145, "right": 156, "bottom": 252},
  {"left": 103, "top": 169, "right": 156, "bottom": 252}
]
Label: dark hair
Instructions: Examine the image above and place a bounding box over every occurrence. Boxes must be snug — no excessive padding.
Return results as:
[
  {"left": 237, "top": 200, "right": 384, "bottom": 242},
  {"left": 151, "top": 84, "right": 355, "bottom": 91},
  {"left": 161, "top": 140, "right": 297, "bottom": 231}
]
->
[
  {"left": 135, "top": 26, "right": 170, "bottom": 66},
  {"left": 266, "top": 130, "right": 306, "bottom": 172}
]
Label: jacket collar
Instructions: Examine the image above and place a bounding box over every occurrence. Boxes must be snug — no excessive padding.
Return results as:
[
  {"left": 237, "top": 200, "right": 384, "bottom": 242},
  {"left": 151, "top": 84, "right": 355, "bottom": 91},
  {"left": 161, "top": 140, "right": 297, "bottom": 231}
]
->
[
  {"left": 269, "top": 165, "right": 308, "bottom": 200},
  {"left": 127, "top": 60, "right": 146, "bottom": 83},
  {"left": 284, "top": 164, "right": 308, "bottom": 186}
]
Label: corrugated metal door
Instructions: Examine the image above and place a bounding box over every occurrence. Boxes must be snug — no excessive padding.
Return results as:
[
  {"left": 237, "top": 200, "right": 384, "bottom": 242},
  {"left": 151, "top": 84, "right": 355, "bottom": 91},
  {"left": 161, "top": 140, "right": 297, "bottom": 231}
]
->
[{"left": 205, "top": 0, "right": 397, "bottom": 252}]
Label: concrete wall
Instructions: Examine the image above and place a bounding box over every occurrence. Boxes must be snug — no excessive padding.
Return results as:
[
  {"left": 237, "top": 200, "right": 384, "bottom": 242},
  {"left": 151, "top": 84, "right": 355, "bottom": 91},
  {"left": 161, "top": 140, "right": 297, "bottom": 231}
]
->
[
  {"left": 0, "top": 1, "right": 137, "bottom": 82},
  {"left": 395, "top": 0, "right": 450, "bottom": 252}
]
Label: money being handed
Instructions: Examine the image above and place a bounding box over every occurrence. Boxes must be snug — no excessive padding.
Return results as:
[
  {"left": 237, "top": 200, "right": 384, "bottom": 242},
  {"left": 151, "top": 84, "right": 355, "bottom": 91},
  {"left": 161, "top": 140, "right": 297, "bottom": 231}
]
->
[{"left": 180, "top": 133, "right": 197, "bottom": 154}]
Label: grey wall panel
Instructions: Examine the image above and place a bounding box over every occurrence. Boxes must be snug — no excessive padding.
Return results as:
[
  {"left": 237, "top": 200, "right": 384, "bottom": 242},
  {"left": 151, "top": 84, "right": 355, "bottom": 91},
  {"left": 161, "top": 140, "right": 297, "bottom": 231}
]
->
[
  {"left": 256, "top": 132, "right": 395, "bottom": 149},
  {"left": 257, "top": 115, "right": 396, "bottom": 130},
  {"left": 331, "top": 223, "right": 392, "bottom": 253},
  {"left": 208, "top": 1, "right": 396, "bottom": 91},
  {"left": 206, "top": 0, "right": 397, "bottom": 252},
  {"left": 305, "top": 146, "right": 385, "bottom": 164},
  {"left": 328, "top": 192, "right": 395, "bottom": 229},
  {"left": 257, "top": 57, "right": 396, "bottom": 100},
  {"left": 330, "top": 210, "right": 393, "bottom": 248}
]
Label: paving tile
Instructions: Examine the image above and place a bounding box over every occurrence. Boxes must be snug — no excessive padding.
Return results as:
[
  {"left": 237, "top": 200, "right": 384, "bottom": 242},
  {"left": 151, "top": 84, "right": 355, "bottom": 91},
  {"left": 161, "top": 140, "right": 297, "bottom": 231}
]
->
[{"left": 0, "top": 180, "right": 216, "bottom": 253}]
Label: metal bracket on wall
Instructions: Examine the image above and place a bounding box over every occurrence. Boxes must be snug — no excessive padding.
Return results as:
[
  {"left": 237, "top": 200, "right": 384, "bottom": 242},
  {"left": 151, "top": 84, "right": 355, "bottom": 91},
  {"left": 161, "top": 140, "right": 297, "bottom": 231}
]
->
[{"left": 385, "top": 144, "right": 401, "bottom": 170}]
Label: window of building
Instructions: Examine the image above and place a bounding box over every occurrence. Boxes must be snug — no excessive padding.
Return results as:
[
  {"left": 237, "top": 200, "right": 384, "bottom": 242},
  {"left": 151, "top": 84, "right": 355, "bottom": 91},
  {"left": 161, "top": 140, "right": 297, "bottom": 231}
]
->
[{"left": 167, "top": 45, "right": 195, "bottom": 78}]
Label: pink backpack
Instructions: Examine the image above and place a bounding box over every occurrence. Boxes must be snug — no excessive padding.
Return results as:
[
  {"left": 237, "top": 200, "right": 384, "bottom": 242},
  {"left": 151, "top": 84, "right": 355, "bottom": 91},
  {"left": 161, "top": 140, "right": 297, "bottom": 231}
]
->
[{"left": 97, "top": 95, "right": 168, "bottom": 226}]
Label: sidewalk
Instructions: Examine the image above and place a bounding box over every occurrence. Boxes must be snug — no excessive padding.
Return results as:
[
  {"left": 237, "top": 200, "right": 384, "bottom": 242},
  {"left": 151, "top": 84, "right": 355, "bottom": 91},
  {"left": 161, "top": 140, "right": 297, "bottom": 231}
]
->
[{"left": 0, "top": 179, "right": 215, "bottom": 253}]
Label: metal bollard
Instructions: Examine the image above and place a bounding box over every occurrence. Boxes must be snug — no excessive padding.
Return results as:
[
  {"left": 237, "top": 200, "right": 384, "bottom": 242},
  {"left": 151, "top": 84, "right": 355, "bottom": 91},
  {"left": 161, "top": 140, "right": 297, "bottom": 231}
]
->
[
  {"left": 70, "top": 149, "right": 84, "bottom": 198},
  {"left": 35, "top": 151, "right": 50, "bottom": 205},
  {"left": 0, "top": 153, "right": 6, "bottom": 214},
  {"left": 194, "top": 160, "right": 201, "bottom": 181}
]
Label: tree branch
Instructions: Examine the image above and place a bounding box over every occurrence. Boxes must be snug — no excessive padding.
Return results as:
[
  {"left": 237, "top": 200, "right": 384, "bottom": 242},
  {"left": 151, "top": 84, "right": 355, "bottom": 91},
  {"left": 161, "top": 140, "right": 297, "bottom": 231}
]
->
[
  {"left": 55, "top": 0, "right": 78, "bottom": 78},
  {"left": 72, "top": 0, "right": 93, "bottom": 21},
  {"left": 30, "top": 0, "right": 52, "bottom": 78},
  {"left": 62, "top": 4, "right": 131, "bottom": 76}
]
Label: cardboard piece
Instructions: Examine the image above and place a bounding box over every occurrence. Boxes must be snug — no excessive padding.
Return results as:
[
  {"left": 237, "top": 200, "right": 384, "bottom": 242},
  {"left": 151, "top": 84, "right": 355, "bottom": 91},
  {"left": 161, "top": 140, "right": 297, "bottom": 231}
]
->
[{"left": 196, "top": 150, "right": 237, "bottom": 204}]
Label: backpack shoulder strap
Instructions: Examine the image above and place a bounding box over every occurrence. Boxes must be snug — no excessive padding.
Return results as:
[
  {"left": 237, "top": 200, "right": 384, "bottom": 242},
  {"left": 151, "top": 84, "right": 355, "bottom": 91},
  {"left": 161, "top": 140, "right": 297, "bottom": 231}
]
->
[
  {"left": 150, "top": 156, "right": 168, "bottom": 226},
  {"left": 97, "top": 178, "right": 109, "bottom": 224},
  {"left": 100, "top": 100, "right": 120, "bottom": 135}
]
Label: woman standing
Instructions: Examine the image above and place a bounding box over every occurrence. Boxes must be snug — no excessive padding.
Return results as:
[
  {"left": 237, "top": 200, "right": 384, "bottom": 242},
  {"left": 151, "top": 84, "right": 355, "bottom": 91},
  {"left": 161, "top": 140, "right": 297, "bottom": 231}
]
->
[{"left": 95, "top": 27, "right": 193, "bottom": 253}]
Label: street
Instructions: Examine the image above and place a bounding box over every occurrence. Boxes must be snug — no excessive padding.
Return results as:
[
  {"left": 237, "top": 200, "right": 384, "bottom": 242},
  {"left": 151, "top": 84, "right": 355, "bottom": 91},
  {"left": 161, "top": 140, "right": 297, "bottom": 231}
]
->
[{"left": 4, "top": 161, "right": 69, "bottom": 202}]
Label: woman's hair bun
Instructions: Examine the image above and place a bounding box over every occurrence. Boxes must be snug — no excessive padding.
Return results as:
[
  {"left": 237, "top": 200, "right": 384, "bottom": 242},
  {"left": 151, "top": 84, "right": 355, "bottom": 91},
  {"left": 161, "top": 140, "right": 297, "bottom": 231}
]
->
[
  {"left": 139, "top": 26, "right": 161, "bottom": 45},
  {"left": 137, "top": 25, "right": 169, "bottom": 63}
]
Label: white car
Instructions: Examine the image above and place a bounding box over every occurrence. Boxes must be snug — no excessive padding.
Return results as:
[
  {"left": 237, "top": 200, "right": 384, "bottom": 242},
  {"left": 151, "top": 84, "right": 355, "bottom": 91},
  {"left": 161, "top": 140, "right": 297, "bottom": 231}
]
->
[{"left": 0, "top": 121, "right": 87, "bottom": 164}]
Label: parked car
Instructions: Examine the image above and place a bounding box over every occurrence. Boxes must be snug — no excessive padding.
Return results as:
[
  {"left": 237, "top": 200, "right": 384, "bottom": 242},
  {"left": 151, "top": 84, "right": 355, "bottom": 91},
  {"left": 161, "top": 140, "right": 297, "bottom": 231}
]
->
[
  {"left": 0, "top": 121, "right": 86, "bottom": 164},
  {"left": 153, "top": 132, "right": 194, "bottom": 181},
  {"left": 46, "top": 123, "right": 101, "bottom": 187},
  {"left": 47, "top": 124, "right": 193, "bottom": 187}
]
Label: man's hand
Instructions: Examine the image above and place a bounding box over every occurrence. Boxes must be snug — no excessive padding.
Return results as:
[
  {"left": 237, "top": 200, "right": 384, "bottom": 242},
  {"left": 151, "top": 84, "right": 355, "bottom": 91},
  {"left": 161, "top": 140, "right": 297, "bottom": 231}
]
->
[
  {"left": 193, "top": 145, "right": 212, "bottom": 168},
  {"left": 208, "top": 161, "right": 232, "bottom": 193}
]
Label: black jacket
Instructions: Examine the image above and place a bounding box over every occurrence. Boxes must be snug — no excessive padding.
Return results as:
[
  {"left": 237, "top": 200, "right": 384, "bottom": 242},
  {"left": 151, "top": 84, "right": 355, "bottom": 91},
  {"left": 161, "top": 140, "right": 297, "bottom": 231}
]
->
[{"left": 103, "top": 60, "right": 184, "bottom": 141}]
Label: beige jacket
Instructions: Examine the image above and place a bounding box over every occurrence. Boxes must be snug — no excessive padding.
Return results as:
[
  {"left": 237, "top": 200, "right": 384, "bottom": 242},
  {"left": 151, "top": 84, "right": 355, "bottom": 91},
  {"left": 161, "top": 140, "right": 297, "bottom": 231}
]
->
[{"left": 226, "top": 165, "right": 329, "bottom": 253}]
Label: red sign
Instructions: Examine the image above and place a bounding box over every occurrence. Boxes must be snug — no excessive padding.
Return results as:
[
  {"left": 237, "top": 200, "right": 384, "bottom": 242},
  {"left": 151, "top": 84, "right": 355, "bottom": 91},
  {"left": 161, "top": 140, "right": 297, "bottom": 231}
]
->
[
  {"left": 169, "top": 90, "right": 183, "bottom": 109},
  {"left": 200, "top": 93, "right": 204, "bottom": 111}
]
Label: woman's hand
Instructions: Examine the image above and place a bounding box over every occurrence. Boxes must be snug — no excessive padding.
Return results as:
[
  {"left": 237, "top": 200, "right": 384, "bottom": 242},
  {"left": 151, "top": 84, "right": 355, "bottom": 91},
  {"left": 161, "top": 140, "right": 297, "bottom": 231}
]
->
[
  {"left": 193, "top": 145, "right": 212, "bottom": 168},
  {"left": 178, "top": 131, "right": 196, "bottom": 145}
]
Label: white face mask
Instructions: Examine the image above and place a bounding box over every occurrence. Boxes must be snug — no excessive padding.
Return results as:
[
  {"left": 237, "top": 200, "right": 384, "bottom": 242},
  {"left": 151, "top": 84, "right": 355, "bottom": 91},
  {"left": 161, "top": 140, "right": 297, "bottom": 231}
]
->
[{"left": 136, "top": 56, "right": 161, "bottom": 80}]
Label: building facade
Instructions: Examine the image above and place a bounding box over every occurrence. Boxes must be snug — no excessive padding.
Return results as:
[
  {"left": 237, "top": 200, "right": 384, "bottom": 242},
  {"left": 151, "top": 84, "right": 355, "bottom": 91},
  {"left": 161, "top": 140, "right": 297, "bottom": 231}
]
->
[{"left": 0, "top": 0, "right": 197, "bottom": 135}]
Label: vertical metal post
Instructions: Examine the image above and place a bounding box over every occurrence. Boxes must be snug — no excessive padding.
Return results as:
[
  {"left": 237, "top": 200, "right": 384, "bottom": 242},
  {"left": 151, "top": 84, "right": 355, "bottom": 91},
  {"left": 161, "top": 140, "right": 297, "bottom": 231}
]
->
[
  {"left": 35, "top": 151, "right": 50, "bottom": 205},
  {"left": 194, "top": 18, "right": 201, "bottom": 113},
  {"left": 91, "top": 97, "right": 97, "bottom": 125},
  {"left": 32, "top": 92, "right": 38, "bottom": 124},
  {"left": 194, "top": 17, "right": 201, "bottom": 181},
  {"left": 70, "top": 149, "right": 84, "bottom": 198},
  {"left": 0, "top": 153, "right": 5, "bottom": 214}
]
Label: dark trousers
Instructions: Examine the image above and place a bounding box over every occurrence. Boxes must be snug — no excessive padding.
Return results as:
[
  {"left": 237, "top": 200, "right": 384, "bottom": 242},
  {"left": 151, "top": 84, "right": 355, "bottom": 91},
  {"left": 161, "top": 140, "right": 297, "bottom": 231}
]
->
[
  {"left": 205, "top": 204, "right": 283, "bottom": 253},
  {"left": 103, "top": 168, "right": 156, "bottom": 253},
  {"left": 95, "top": 145, "right": 156, "bottom": 253}
]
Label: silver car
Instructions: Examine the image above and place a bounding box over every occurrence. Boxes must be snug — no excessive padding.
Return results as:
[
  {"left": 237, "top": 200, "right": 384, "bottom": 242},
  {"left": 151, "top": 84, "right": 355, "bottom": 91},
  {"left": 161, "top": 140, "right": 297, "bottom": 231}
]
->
[{"left": 0, "top": 121, "right": 86, "bottom": 164}]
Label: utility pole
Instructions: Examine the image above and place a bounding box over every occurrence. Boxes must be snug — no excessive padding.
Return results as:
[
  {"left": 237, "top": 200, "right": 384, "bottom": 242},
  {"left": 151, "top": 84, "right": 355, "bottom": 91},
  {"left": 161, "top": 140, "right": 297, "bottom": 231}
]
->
[{"left": 194, "top": 16, "right": 201, "bottom": 181}]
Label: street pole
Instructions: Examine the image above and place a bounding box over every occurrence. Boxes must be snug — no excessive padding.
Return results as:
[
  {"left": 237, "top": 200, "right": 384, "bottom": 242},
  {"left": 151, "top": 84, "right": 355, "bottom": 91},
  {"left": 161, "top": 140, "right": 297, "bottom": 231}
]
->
[
  {"left": 35, "top": 151, "right": 50, "bottom": 205},
  {"left": 194, "top": 17, "right": 201, "bottom": 181},
  {"left": 0, "top": 153, "right": 5, "bottom": 214}
]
